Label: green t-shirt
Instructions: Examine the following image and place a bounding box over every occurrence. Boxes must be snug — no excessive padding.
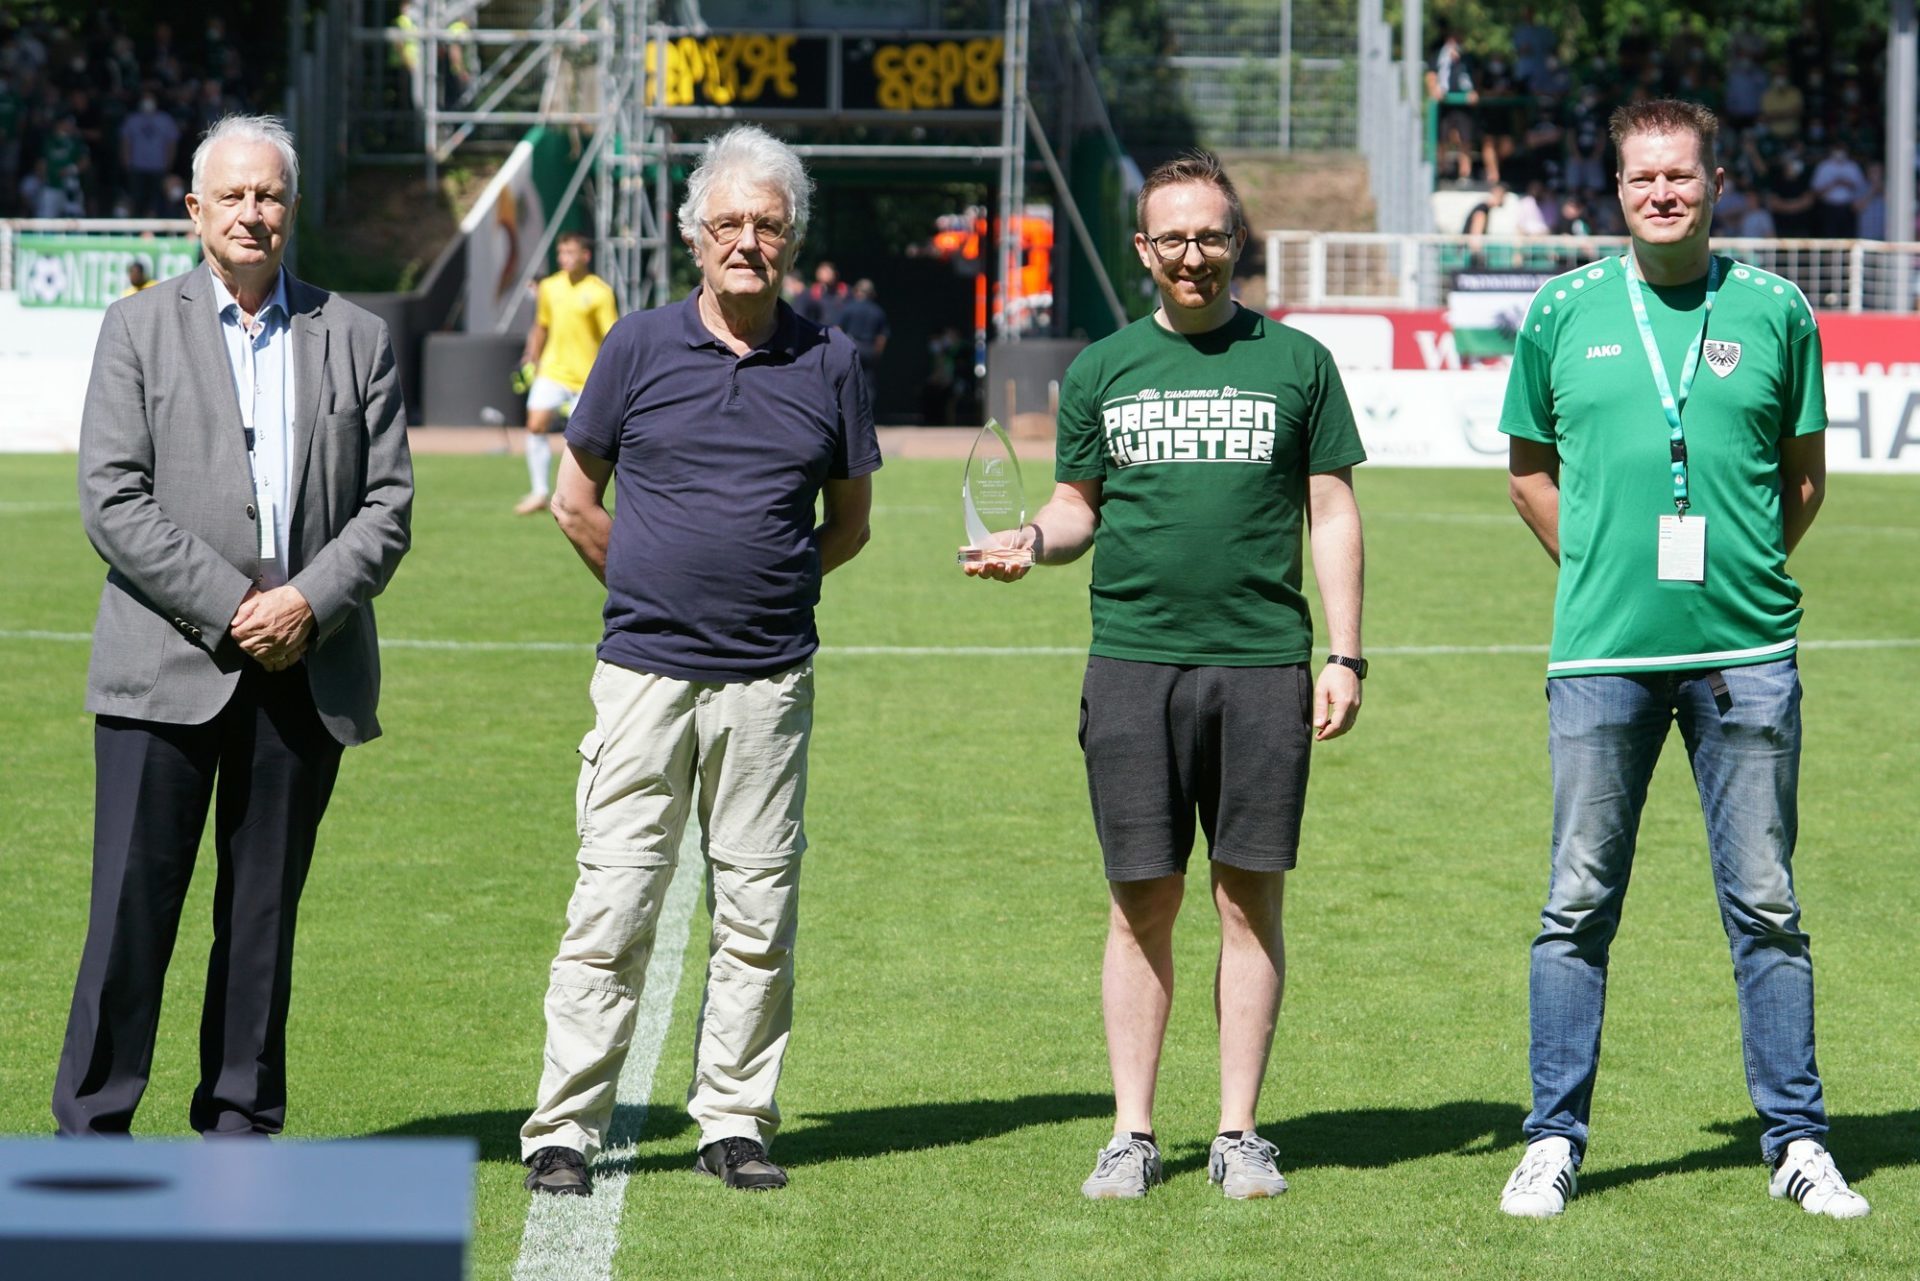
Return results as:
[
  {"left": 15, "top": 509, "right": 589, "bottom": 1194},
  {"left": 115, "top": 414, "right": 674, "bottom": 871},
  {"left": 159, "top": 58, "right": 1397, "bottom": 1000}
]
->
[
  {"left": 41, "top": 131, "right": 86, "bottom": 176},
  {"left": 1055, "top": 305, "right": 1367, "bottom": 666},
  {"left": 1499, "top": 254, "right": 1825, "bottom": 677}
]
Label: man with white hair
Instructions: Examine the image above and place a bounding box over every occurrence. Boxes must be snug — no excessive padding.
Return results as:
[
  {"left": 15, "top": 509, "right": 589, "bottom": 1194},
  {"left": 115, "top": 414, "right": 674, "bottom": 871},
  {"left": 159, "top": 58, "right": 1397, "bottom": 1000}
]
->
[
  {"left": 519, "top": 124, "right": 879, "bottom": 1196},
  {"left": 55, "top": 114, "right": 412, "bottom": 1136}
]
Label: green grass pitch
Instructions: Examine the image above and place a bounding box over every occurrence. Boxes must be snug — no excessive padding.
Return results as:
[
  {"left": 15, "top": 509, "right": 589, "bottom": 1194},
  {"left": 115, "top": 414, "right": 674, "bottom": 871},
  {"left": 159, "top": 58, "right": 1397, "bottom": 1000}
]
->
[{"left": 2, "top": 452, "right": 1917, "bottom": 1279}]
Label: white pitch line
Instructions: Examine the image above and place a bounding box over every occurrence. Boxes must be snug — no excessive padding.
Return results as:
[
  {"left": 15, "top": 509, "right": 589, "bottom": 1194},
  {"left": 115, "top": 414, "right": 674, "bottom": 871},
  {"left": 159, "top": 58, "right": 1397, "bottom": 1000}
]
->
[
  {"left": 511, "top": 823, "right": 703, "bottom": 1281},
  {"left": 1818, "top": 523, "right": 1920, "bottom": 537},
  {"left": 385, "top": 637, "right": 594, "bottom": 653},
  {"left": 1368, "top": 511, "right": 1516, "bottom": 524},
  {"left": 0, "top": 629, "right": 91, "bottom": 643},
  {"left": 6, "top": 631, "right": 1920, "bottom": 658}
]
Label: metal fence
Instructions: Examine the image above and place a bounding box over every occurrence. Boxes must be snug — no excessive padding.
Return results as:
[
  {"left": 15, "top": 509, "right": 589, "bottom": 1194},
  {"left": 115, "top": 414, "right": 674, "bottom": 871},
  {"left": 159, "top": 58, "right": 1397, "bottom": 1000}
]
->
[
  {"left": 1259, "top": 231, "right": 1920, "bottom": 315},
  {"left": 1100, "top": 0, "right": 1357, "bottom": 152}
]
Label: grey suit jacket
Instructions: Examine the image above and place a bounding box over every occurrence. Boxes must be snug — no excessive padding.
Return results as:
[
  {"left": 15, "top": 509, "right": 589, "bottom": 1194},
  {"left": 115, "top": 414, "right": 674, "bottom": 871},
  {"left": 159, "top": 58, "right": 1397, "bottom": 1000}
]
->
[{"left": 77, "top": 266, "right": 413, "bottom": 746}]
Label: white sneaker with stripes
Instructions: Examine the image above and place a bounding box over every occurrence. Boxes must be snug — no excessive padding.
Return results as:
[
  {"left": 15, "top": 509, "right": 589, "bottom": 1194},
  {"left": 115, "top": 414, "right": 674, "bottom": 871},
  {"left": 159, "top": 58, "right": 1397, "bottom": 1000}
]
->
[
  {"left": 1499, "top": 1136, "right": 1577, "bottom": 1218},
  {"left": 1769, "top": 1139, "right": 1870, "bottom": 1219}
]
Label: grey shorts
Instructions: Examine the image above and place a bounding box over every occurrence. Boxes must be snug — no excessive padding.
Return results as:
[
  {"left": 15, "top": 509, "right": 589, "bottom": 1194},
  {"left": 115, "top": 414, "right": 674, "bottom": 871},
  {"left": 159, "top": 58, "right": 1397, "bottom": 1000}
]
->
[{"left": 1078, "top": 656, "right": 1313, "bottom": 882}]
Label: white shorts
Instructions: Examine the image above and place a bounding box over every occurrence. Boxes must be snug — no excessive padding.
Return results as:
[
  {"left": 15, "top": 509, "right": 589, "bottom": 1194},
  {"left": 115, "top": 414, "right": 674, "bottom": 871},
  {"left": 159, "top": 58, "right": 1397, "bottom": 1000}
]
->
[{"left": 527, "top": 375, "right": 581, "bottom": 416}]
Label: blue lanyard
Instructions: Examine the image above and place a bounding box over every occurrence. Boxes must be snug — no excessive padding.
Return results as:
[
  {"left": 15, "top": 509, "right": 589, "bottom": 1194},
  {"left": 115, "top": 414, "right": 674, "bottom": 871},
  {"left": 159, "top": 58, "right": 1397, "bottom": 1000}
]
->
[{"left": 1622, "top": 254, "right": 1719, "bottom": 514}]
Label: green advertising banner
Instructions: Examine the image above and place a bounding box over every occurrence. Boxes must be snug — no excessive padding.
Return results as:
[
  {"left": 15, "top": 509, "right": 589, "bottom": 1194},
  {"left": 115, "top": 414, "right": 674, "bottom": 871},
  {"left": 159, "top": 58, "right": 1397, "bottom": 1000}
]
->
[{"left": 14, "top": 234, "right": 201, "bottom": 309}]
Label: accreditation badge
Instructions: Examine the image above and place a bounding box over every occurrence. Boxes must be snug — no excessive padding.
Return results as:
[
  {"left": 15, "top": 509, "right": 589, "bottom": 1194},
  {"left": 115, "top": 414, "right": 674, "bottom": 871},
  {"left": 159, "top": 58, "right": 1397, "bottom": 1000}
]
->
[{"left": 1656, "top": 514, "right": 1706, "bottom": 583}]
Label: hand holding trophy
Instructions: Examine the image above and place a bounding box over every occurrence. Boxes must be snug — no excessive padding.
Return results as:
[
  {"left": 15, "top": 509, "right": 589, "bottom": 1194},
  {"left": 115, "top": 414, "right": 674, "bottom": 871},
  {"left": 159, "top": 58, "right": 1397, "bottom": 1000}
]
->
[{"left": 957, "top": 419, "right": 1036, "bottom": 579}]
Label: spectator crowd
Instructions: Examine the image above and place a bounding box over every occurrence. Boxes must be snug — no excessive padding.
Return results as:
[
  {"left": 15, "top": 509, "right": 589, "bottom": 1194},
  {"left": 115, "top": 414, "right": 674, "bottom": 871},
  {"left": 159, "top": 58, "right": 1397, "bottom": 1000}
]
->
[
  {"left": 1428, "top": 9, "right": 1902, "bottom": 243},
  {"left": 0, "top": 11, "right": 262, "bottom": 220}
]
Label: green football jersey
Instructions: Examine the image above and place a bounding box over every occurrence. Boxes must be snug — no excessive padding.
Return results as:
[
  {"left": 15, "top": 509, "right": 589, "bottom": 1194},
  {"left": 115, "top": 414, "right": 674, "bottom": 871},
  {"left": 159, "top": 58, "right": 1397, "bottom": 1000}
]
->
[
  {"left": 1500, "top": 254, "right": 1825, "bottom": 677},
  {"left": 1055, "top": 305, "right": 1366, "bottom": 666}
]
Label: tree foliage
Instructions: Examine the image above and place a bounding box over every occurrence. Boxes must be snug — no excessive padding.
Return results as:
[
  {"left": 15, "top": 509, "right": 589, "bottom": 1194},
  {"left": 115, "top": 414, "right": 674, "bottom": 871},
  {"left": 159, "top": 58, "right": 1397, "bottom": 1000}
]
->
[{"left": 1408, "top": 0, "right": 1887, "bottom": 66}]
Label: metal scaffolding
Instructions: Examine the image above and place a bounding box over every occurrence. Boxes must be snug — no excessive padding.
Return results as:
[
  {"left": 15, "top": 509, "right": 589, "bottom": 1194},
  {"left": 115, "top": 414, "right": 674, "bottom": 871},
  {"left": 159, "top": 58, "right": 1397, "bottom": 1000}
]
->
[{"left": 329, "top": 0, "right": 1127, "bottom": 333}]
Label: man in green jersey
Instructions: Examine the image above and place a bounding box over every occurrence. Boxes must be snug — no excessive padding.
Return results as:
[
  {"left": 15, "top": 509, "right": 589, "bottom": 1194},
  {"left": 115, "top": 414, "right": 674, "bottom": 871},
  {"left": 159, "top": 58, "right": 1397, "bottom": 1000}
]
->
[
  {"left": 966, "top": 152, "right": 1367, "bottom": 1201},
  {"left": 1496, "top": 99, "right": 1867, "bottom": 1221}
]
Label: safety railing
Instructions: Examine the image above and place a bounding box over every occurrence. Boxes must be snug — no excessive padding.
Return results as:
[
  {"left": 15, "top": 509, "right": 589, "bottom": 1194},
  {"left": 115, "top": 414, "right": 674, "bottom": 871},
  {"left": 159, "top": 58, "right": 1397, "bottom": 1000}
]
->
[{"left": 1260, "top": 231, "right": 1920, "bottom": 314}]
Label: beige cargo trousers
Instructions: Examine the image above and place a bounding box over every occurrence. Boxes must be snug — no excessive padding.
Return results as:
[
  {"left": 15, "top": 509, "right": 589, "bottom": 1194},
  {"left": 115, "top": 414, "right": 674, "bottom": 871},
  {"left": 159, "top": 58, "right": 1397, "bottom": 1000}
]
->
[{"left": 521, "top": 658, "right": 813, "bottom": 1160}]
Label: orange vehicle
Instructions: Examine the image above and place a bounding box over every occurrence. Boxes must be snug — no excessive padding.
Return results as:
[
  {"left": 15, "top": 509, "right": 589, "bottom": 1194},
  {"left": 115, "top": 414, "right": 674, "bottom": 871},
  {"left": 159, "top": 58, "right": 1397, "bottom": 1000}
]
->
[{"left": 931, "top": 207, "right": 1054, "bottom": 346}]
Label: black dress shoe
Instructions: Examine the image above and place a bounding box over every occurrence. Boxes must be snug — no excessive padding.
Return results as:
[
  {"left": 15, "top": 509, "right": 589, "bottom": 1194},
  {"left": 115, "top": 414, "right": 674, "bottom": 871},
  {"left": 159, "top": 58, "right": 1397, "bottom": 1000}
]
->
[
  {"left": 524, "top": 1145, "right": 592, "bottom": 1196},
  {"left": 695, "top": 1136, "right": 788, "bottom": 1190}
]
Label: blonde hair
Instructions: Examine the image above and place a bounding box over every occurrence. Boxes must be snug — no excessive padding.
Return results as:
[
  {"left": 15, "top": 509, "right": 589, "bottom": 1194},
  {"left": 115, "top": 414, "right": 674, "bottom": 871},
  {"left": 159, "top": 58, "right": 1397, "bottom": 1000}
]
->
[{"left": 1610, "top": 99, "right": 1720, "bottom": 174}]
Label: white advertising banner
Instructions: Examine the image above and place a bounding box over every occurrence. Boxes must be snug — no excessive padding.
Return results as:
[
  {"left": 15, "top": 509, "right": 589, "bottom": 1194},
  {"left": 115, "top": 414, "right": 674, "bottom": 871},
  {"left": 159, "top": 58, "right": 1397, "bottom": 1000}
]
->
[
  {"left": 4, "top": 303, "right": 1917, "bottom": 466},
  {"left": 0, "top": 295, "right": 102, "bottom": 451},
  {"left": 1345, "top": 369, "right": 1920, "bottom": 473},
  {"left": 1347, "top": 370, "right": 1513, "bottom": 468}
]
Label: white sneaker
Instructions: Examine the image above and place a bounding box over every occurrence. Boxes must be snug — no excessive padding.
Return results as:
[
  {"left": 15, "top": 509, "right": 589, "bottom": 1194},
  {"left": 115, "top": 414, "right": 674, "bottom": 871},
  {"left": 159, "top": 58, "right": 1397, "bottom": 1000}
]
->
[
  {"left": 1769, "top": 1139, "right": 1870, "bottom": 1219},
  {"left": 1081, "top": 1135, "right": 1163, "bottom": 1200},
  {"left": 1208, "top": 1132, "right": 1289, "bottom": 1198},
  {"left": 1499, "top": 1137, "right": 1577, "bottom": 1218}
]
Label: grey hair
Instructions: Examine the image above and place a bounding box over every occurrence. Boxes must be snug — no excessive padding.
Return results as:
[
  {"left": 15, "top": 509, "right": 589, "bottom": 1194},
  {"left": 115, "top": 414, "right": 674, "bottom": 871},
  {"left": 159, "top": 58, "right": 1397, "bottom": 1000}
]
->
[
  {"left": 676, "top": 125, "right": 812, "bottom": 244},
  {"left": 191, "top": 114, "right": 300, "bottom": 200}
]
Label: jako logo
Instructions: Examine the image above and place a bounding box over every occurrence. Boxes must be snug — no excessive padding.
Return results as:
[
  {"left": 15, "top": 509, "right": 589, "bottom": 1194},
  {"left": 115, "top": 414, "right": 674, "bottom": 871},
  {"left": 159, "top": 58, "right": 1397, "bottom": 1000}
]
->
[{"left": 1585, "top": 344, "right": 1623, "bottom": 359}]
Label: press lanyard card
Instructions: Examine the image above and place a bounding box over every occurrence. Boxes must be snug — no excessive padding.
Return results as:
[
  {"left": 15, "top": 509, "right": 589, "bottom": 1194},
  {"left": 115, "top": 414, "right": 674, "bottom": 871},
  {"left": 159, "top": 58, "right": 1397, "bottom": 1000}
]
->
[{"left": 1657, "top": 513, "right": 1705, "bottom": 582}]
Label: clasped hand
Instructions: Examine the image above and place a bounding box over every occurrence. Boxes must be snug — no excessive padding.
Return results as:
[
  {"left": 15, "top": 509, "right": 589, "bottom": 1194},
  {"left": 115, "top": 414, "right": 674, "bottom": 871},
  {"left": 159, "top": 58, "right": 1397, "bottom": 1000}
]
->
[{"left": 231, "top": 585, "right": 315, "bottom": 672}]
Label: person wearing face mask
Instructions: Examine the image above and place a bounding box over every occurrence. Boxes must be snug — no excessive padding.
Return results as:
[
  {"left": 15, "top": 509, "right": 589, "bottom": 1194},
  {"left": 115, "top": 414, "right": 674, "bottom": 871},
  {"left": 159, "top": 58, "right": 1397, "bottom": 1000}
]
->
[
  {"left": 1724, "top": 55, "right": 1767, "bottom": 130},
  {"left": 1758, "top": 65, "right": 1803, "bottom": 141},
  {"left": 119, "top": 90, "right": 180, "bottom": 218},
  {"left": 1810, "top": 141, "right": 1868, "bottom": 239},
  {"left": 1563, "top": 83, "right": 1609, "bottom": 195},
  {"left": 1767, "top": 142, "right": 1817, "bottom": 238}
]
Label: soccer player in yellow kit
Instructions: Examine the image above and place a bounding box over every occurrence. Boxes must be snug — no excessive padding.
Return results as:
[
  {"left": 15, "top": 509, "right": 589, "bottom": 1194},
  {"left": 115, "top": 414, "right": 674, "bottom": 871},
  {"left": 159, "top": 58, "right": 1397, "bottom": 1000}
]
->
[{"left": 517, "top": 232, "right": 619, "bottom": 514}]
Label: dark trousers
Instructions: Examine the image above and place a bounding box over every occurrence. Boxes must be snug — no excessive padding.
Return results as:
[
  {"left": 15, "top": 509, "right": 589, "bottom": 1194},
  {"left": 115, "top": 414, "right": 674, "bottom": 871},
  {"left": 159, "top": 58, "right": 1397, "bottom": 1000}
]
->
[{"left": 52, "top": 665, "right": 343, "bottom": 1136}]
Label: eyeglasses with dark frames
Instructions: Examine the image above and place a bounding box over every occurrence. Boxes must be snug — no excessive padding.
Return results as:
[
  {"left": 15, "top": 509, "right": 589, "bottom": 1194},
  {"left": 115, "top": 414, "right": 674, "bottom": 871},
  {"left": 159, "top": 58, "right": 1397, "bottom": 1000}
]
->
[{"left": 1145, "top": 229, "right": 1237, "bottom": 261}]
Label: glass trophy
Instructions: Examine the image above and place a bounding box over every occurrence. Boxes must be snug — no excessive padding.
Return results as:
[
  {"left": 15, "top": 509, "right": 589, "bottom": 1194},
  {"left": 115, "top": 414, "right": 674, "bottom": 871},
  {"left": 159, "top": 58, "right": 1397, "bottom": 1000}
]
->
[{"left": 956, "top": 419, "right": 1033, "bottom": 567}]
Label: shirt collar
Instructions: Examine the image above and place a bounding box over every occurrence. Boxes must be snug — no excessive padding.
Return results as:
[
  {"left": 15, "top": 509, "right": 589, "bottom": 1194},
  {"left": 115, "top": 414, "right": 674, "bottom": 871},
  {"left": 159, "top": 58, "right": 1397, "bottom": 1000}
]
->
[
  {"left": 208, "top": 263, "right": 289, "bottom": 326},
  {"left": 679, "top": 286, "right": 805, "bottom": 358}
]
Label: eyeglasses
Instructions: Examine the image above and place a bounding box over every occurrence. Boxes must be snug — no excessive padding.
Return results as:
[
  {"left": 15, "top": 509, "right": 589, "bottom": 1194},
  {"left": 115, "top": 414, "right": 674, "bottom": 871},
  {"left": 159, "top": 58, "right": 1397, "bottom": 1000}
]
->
[
  {"left": 1145, "top": 230, "right": 1237, "bottom": 260},
  {"left": 702, "top": 215, "right": 794, "bottom": 247}
]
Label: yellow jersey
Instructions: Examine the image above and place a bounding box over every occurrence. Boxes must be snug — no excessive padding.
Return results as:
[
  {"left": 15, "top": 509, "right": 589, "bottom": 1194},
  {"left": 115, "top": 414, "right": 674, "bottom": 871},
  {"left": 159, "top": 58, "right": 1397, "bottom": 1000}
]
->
[{"left": 535, "top": 270, "right": 619, "bottom": 392}]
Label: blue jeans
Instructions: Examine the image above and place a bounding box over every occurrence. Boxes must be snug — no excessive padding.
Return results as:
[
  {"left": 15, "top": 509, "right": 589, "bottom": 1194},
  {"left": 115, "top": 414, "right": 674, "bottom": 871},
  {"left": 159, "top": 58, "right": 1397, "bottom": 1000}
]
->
[{"left": 1524, "top": 659, "right": 1826, "bottom": 1167}]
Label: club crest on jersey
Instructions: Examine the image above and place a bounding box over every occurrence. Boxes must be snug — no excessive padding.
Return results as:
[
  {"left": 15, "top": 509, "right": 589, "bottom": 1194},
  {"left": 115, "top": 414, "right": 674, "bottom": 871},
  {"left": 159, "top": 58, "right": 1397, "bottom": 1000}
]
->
[{"left": 1704, "top": 340, "right": 1741, "bottom": 377}]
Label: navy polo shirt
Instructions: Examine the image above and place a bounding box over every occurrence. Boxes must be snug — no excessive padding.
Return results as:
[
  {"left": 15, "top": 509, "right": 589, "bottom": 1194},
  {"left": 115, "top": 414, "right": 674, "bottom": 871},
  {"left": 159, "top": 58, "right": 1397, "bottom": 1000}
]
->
[{"left": 565, "top": 289, "right": 882, "bottom": 683}]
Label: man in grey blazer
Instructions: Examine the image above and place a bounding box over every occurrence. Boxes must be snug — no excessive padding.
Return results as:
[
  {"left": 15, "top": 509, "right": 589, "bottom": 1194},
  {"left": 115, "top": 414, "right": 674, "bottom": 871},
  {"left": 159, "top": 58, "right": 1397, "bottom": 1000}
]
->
[{"left": 53, "top": 114, "right": 412, "bottom": 1136}]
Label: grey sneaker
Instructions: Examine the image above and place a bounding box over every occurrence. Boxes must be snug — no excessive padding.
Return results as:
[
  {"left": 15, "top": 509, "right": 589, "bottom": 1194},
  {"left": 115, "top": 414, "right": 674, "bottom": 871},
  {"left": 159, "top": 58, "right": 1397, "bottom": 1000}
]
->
[
  {"left": 1081, "top": 1134, "right": 1163, "bottom": 1199},
  {"left": 523, "top": 1145, "right": 591, "bottom": 1197},
  {"left": 1208, "top": 1133, "right": 1289, "bottom": 1199}
]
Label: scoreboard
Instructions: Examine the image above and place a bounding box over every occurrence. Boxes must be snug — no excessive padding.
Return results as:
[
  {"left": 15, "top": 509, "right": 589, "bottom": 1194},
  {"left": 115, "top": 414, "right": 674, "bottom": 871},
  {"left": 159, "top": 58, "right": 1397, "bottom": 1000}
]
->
[{"left": 643, "top": 30, "right": 1004, "bottom": 119}]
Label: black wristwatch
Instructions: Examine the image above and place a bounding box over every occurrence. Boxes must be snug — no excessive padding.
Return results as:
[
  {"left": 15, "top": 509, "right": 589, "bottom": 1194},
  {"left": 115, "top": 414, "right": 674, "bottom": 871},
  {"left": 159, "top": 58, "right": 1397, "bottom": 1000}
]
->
[{"left": 1326, "top": 654, "right": 1368, "bottom": 680}]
